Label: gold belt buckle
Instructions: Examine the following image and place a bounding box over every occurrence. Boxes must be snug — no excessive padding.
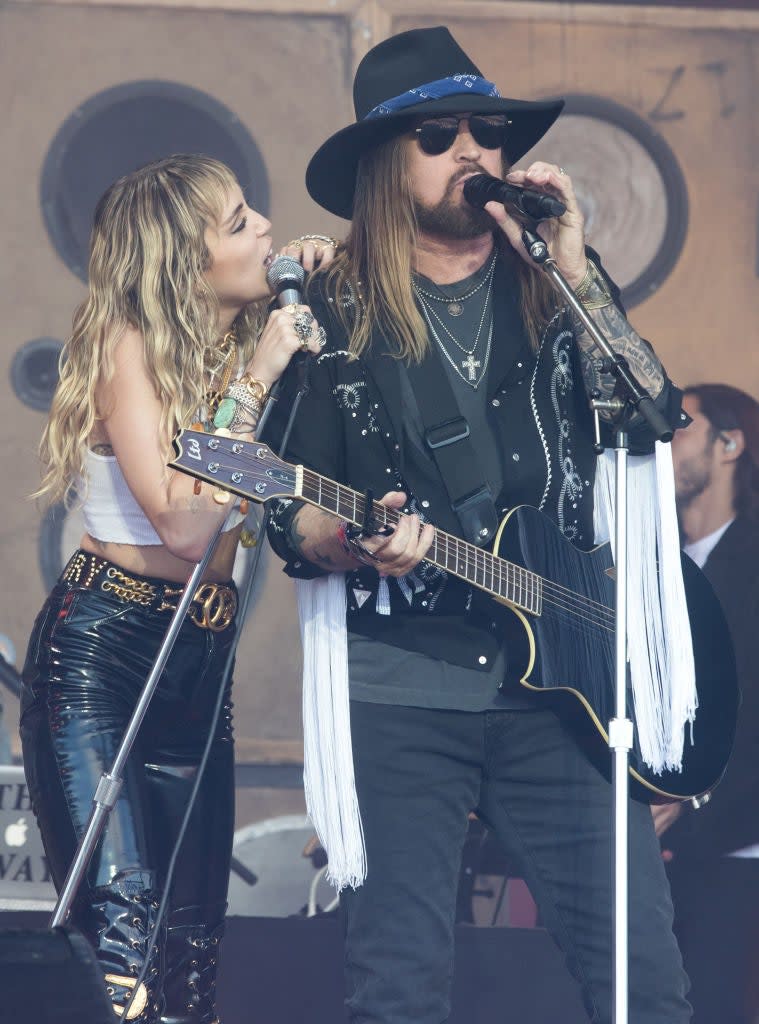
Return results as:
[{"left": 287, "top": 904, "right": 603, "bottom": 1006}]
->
[{"left": 190, "top": 583, "right": 237, "bottom": 632}]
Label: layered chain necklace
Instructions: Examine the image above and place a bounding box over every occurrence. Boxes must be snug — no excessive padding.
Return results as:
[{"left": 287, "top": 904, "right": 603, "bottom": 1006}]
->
[
  {"left": 414, "top": 250, "right": 497, "bottom": 317},
  {"left": 203, "top": 330, "right": 238, "bottom": 420},
  {"left": 414, "top": 256, "right": 496, "bottom": 389}
]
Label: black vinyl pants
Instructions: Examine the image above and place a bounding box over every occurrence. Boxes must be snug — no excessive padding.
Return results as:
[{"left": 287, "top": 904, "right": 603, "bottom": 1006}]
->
[
  {"left": 20, "top": 572, "right": 238, "bottom": 1023},
  {"left": 343, "top": 700, "right": 693, "bottom": 1024}
]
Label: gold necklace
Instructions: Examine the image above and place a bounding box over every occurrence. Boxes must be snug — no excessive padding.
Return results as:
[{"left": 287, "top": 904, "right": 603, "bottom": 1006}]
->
[{"left": 204, "top": 331, "right": 237, "bottom": 418}]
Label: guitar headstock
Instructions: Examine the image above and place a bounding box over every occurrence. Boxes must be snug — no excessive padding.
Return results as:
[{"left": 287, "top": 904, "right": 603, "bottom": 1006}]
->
[{"left": 170, "top": 428, "right": 300, "bottom": 504}]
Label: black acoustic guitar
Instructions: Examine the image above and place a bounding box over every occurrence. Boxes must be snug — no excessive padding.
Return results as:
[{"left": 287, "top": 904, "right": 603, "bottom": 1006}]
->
[{"left": 170, "top": 428, "right": 738, "bottom": 802}]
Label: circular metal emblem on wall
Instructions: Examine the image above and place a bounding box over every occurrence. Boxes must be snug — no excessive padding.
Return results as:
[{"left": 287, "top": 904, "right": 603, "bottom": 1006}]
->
[
  {"left": 41, "top": 80, "right": 270, "bottom": 281},
  {"left": 523, "top": 94, "right": 689, "bottom": 308}
]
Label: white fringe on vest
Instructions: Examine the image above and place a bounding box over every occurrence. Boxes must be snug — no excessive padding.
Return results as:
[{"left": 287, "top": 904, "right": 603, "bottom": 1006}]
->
[
  {"left": 592, "top": 442, "right": 698, "bottom": 773},
  {"left": 296, "top": 574, "right": 365, "bottom": 890}
]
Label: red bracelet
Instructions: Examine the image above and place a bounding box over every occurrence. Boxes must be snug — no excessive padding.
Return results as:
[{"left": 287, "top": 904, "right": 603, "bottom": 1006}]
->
[{"left": 336, "top": 521, "right": 352, "bottom": 557}]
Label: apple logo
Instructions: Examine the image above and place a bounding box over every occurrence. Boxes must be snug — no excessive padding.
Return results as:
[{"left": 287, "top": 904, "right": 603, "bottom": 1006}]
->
[{"left": 5, "top": 818, "right": 28, "bottom": 848}]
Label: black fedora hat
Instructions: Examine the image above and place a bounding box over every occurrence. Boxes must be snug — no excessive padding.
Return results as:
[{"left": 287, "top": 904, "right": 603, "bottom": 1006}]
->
[{"left": 306, "top": 26, "right": 564, "bottom": 220}]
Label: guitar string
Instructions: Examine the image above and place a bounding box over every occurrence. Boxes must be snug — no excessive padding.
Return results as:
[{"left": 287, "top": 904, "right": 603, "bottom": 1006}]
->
[
  {"left": 192, "top": 453, "right": 615, "bottom": 627},
  {"left": 298, "top": 467, "right": 616, "bottom": 628},
  {"left": 299, "top": 472, "right": 616, "bottom": 624},
  {"left": 221, "top": 458, "right": 617, "bottom": 627}
]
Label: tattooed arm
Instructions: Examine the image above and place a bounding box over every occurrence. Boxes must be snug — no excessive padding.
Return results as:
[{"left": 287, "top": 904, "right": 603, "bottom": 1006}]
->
[
  {"left": 573, "top": 261, "right": 665, "bottom": 418},
  {"left": 267, "top": 490, "right": 433, "bottom": 578},
  {"left": 283, "top": 496, "right": 433, "bottom": 578},
  {"left": 285, "top": 504, "right": 353, "bottom": 572}
]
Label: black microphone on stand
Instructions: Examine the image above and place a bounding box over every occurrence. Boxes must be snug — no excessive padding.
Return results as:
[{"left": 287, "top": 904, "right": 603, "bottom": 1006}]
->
[
  {"left": 463, "top": 173, "right": 566, "bottom": 221},
  {"left": 266, "top": 254, "right": 305, "bottom": 307}
]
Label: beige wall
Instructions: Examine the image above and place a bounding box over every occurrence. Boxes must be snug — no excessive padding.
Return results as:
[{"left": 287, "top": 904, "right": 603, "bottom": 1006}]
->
[{"left": 2, "top": 0, "right": 757, "bottom": 827}]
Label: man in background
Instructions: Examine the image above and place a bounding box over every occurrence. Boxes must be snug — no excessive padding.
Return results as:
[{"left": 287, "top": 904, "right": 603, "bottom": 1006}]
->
[{"left": 657, "top": 382, "right": 759, "bottom": 1022}]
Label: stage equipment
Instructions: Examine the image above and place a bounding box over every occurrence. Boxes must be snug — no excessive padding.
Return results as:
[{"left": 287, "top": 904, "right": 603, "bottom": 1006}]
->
[
  {"left": 0, "top": 925, "right": 114, "bottom": 1023},
  {"left": 0, "top": 765, "right": 56, "bottom": 907},
  {"left": 227, "top": 814, "right": 335, "bottom": 917}
]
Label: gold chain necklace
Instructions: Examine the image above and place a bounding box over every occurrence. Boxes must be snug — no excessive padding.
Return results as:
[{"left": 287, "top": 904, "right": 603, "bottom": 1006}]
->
[{"left": 204, "top": 331, "right": 237, "bottom": 418}]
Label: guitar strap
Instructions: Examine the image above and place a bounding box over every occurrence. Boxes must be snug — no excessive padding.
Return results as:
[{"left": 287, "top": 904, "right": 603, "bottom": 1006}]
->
[{"left": 406, "top": 345, "right": 499, "bottom": 548}]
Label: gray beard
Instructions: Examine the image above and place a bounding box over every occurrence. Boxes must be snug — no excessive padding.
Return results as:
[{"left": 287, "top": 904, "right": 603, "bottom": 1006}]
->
[{"left": 413, "top": 192, "right": 495, "bottom": 240}]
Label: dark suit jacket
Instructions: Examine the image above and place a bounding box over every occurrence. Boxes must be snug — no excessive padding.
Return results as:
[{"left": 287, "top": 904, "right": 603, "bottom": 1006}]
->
[{"left": 667, "top": 516, "right": 759, "bottom": 860}]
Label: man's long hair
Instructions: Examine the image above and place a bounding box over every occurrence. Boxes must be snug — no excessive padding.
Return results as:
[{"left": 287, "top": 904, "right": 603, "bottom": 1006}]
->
[
  {"left": 314, "top": 134, "right": 561, "bottom": 361},
  {"left": 37, "top": 154, "right": 265, "bottom": 505},
  {"left": 686, "top": 383, "right": 759, "bottom": 522}
]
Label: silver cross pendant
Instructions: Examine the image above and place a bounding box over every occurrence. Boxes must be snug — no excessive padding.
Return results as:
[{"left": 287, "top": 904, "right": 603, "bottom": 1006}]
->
[{"left": 462, "top": 354, "right": 481, "bottom": 382}]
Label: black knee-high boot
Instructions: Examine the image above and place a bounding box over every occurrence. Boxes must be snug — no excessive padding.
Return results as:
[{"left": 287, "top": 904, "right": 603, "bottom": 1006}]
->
[
  {"left": 161, "top": 902, "right": 227, "bottom": 1024},
  {"left": 80, "top": 868, "right": 166, "bottom": 1023}
]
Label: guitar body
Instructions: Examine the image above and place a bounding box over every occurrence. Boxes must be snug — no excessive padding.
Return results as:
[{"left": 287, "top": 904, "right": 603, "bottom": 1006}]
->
[{"left": 493, "top": 506, "right": 738, "bottom": 800}]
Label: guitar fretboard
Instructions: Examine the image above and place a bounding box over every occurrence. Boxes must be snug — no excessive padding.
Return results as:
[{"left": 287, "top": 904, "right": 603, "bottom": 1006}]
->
[{"left": 300, "top": 468, "right": 542, "bottom": 615}]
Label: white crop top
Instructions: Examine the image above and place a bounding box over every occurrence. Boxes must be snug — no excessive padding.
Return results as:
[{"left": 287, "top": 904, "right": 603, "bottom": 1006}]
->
[{"left": 80, "top": 449, "right": 245, "bottom": 546}]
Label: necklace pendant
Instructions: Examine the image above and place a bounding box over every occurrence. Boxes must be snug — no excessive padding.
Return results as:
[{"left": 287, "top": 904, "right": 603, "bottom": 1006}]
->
[
  {"left": 461, "top": 354, "right": 481, "bottom": 382},
  {"left": 447, "top": 300, "right": 464, "bottom": 317}
]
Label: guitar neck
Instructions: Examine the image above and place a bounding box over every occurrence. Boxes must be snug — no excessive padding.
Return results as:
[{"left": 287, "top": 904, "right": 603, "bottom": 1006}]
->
[{"left": 299, "top": 467, "right": 542, "bottom": 615}]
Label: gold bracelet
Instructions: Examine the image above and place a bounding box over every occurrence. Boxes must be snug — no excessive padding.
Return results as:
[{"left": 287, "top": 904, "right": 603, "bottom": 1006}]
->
[
  {"left": 574, "top": 261, "right": 594, "bottom": 300},
  {"left": 575, "top": 261, "right": 614, "bottom": 310},
  {"left": 236, "top": 373, "right": 269, "bottom": 404}
]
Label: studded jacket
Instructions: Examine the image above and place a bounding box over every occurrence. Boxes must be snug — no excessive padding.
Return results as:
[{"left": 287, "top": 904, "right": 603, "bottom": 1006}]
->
[{"left": 265, "top": 255, "right": 685, "bottom": 672}]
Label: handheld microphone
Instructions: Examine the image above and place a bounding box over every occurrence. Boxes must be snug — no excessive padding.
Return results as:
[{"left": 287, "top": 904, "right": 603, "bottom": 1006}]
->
[
  {"left": 264, "top": 254, "right": 312, "bottom": 401},
  {"left": 265, "top": 255, "right": 305, "bottom": 307},
  {"left": 463, "top": 173, "right": 566, "bottom": 221}
]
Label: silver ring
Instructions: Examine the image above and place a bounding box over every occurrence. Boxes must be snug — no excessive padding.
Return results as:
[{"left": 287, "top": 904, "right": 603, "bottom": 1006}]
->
[
  {"left": 291, "top": 309, "right": 315, "bottom": 344},
  {"left": 558, "top": 166, "right": 567, "bottom": 175},
  {"left": 315, "top": 324, "right": 327, "bottom": 348}
]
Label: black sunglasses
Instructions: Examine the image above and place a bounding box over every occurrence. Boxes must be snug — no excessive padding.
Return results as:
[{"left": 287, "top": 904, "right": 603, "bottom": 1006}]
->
[{"left": 414, "top": 114, "right": 512, "bottom": 156}]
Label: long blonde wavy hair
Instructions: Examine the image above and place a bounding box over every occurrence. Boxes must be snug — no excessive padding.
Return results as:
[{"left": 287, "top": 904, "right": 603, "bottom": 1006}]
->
[
  {"left": 37, "top": 153, "right": 266, "bottom": 505},
  {"left": 315, "top": 134, "right": 560, "bottom": 360}
]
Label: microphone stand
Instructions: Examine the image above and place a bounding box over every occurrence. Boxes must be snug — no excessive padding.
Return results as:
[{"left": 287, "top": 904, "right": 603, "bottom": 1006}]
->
[{"left": 519, "top": 222, "right": 672, "bottom": 1024}]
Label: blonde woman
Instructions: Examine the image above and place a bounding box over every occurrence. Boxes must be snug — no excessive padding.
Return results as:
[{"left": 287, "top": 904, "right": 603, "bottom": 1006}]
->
[{"left": 20, "top": 154, "right": 331, "bottom": 1024}]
